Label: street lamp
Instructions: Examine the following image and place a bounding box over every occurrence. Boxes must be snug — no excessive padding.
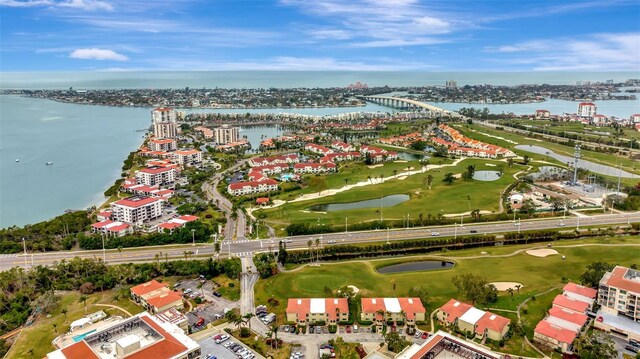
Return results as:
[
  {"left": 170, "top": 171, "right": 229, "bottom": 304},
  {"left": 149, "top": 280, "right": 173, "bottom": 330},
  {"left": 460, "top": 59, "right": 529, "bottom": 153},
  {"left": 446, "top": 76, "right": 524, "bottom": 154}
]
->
[
  {"left": 454, "top": 223, "right": 457, "bottom": 240},
  {"left": 101, "top": 233, "right": 106, "bottom": 263},
  {"left": 191, "top": 229, "right": 196, "bottom": 246},
  {"left": 22, "top": 237, "right": 27, "bottom": 268}
]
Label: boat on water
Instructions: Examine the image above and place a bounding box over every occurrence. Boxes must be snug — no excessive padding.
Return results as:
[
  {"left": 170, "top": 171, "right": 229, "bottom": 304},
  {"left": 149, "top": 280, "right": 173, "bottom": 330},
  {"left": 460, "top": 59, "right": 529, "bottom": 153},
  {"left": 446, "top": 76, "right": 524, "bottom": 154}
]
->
[
  {"left": 15, "top": 159, "right": 19, "bottom": 162},
  {"left": 46, "top": 161, "right": 53, "bottom": 165}
]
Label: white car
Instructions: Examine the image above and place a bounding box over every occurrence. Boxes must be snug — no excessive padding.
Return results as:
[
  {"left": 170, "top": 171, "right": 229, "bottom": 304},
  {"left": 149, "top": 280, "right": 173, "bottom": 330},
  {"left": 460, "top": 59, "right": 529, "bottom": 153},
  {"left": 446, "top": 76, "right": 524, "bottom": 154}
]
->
[
  {"left": 431, "top": 232, "right": 440, "bottom": 236},
  {"left": 327, "top": 240, "right": 336, "bottom": 244},
  {"left": 282, "top": 239, "right": 292, "bottom": 243},
  {"left": 558, "top": 222, "right": 566, "bottom": 227},
  {"left": 514, "top": 222, "right": 521, "bottom": 226}
]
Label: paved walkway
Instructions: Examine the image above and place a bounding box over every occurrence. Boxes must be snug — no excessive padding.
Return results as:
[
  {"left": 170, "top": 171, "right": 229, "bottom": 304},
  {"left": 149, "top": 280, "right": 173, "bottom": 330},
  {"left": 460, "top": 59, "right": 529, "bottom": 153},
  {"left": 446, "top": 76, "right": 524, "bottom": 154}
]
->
[{"left": 94, "top": 303, "right": 133, "bottom": 317}]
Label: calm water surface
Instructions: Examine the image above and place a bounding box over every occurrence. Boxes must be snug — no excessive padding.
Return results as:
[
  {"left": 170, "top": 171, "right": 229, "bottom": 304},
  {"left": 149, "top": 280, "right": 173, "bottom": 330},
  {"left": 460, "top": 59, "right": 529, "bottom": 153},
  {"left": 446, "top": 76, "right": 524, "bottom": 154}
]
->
[
  {"left": 308, "top": 194, "right": 410, "bottom": 212},
  {"left": 377, "top": 261, "right": 455, "bottom": 274}
]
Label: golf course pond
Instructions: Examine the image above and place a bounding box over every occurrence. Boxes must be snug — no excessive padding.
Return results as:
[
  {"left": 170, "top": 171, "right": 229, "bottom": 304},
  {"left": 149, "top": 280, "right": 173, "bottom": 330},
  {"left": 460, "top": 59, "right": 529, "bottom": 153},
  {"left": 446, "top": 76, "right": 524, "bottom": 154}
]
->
[
  {"left": 308, "top": 194, "right": 409, "bottom": 212},
  {"left": 376, "top": 260, "right": 455, "bottom": 274}
]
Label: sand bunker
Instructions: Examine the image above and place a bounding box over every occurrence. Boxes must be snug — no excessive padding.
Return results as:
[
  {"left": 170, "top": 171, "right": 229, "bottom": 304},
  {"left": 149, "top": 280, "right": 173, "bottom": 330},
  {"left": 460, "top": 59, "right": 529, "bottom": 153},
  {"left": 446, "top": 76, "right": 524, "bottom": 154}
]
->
[
  {"left": 394, "top": 160, "right": 408, "bottom": 163},
  {"left": 397, "top": 176, "right": 407, "bottom": 180},
  {"left": 347, "top": 285, "right": 360, "bottom": 294},
  {"left": 486, "top": 163, "right": 496, "bottom": 167},
  {"left": 367, "top": 164, "right": 384, "bottom": 169},
  {"left": 453, "top": 173, "right": 462, "bottom": 178},
  {"left": 489, "top": 282, "right": 524, "bottom": 291},
  {"left": 526, "top": 248, "right": 559, "bottom": 257}
]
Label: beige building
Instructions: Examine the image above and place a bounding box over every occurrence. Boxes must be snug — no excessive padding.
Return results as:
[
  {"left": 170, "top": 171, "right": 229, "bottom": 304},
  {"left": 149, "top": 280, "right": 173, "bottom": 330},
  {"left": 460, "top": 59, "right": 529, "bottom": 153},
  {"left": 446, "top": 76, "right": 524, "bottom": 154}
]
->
[
  {"left": 111, "top": 196, "right": 165, "bottom": 225},
  {"left": 152, "top": 107, "right": 178, "bottom": 139},
  {"left": 595, "top": 265, "right": 640, "bottom": 341},
  {"left": 286, "top": 298, "right": 349, "bottom": 325},
  {"left": 213, "top": 125, "right": 240, "bottom": 144},
  {"left": 172, "top": 149, "right": 203, "bottom": 166},
  {"left": 437, "top": 299, "right": 510, "bottom": 341},
  {"left": 134, "top": 166, "right": 176, "bottom": 186},
  {"left": 130, "top": 280, "right": 184, "bottom": 314}
]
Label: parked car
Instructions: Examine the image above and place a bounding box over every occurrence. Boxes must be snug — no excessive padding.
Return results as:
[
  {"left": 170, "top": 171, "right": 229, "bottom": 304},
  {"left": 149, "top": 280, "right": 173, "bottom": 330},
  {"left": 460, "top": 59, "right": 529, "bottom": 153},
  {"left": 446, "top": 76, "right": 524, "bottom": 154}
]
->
[
  {"left": 327, "top": 240, "right": 336, "bottom": 244},
  {"left": 421, "top": 332, "right": 429, "bottom": 339},
  {"left": 345, "top": 326, "right": 351, "bottom": 333},
  {"left": 284, "top": 325, "right": 290, "bottom": 332},
  {"left": 183, "top": 288, "right": 193, "bottom": 294},
  {"left": 353, "top": 325, "right": 359, "bottom": 333},
  {"left": 290, "top": 326, "right": 296, "bottom": 333},
  {"left": 469, "top": 229, "right": 477, "bottom": 233},
  {"left": 414, "top": 331, "right": 422, "bottom": 338},
  {"left": 431, "top": 232, "right": 440, "bottom": 236},
  {"left": 213, "top": 291, "right": 222, "bottom": 297},
  {"left": 625, "top": 345, "right": 639, "bottom": 354},
  {"left": 309, "top": 326, "right": 315, "bottom": 334}
]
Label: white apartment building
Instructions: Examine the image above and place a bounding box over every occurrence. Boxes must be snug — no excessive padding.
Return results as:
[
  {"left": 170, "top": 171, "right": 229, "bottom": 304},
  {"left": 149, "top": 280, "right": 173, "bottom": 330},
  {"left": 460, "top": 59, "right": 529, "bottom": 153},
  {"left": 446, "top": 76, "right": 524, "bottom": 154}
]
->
[
  {"left": 227, "top": 179, "right": 278, "bottom": 196},
  {"left": 148, "top": 138, "right": 177, "bottom": 152},
  {"left": 135, "top": 166, "right": 176, "bottom": 186},
  {"left": 172, "top": 149, "right": 202, "bottom": 166},
  {"left": 152, "top": 107, "right": 178, "bottom": 139},
  {"left": 213, "top": 125, "right": 240, "bottom": 144},
  {"left": 111, "top": 196, "right": 165, "bottom": 225},
  {"left": 598, "top": 266, "right": 640, "bottom": 321},
  {"left": 577, "top": 102, "right": 597, "bottom": 118}
]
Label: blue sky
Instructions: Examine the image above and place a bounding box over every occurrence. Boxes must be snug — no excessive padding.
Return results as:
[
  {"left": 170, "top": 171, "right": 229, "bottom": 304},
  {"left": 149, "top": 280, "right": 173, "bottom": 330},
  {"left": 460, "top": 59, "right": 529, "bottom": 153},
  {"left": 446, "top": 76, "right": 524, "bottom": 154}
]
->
[{"left": 1, "top": 0, "right": 639, "bottom": 71}]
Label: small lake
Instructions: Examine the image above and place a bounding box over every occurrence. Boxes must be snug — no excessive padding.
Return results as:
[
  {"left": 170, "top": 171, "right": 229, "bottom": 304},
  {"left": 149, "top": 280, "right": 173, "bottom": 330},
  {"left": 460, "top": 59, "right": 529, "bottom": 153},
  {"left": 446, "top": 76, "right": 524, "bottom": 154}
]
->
[
  {"left": 395, "top": 151, "right": 429, "bottom": 161},
  {"left": 377, "top": 260, "right": 455, "bottom": 274},
  {"left": 472, "top": 170, "right": 501, "bottom": 181},
  {"left": 515, "top": 145, "right": 639, "bottom": 178},
  {"left": 308, "top": 194, "right": 409, "bottom": 212}
]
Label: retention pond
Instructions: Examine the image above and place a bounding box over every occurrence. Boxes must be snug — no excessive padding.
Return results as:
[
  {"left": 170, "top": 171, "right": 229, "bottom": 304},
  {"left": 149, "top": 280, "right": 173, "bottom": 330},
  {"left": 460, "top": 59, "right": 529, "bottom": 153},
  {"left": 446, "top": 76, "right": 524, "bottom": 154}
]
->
[{"left": 377, "top": 260, "right": 455, "bottom": 274}]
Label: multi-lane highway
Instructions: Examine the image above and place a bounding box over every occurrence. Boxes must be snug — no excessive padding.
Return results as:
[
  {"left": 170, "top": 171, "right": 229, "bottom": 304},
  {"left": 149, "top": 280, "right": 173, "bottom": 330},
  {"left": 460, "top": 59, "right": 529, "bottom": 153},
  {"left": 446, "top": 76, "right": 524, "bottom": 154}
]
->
[{"left": 3, "top": 212, "right": 638, "bottom": 271}]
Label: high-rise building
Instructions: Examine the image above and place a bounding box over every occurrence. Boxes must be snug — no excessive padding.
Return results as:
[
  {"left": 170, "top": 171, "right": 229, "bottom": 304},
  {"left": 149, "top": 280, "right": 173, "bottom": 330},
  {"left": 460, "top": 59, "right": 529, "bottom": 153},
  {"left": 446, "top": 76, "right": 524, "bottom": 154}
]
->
[
  {"left": 152, "top": 107, "right": 177, "bottom": 139},
  {"left": 577, "top": 102, "right": 597, "bottom": 118},
  {"left": 445, "top": 80, "right": 457, "bottom": 88},
  {"left": 595, "top": 265, "right": 640, "bottom": 342},
  {"left": 213, "top": 125, "right": 240, "bottom": 144}
]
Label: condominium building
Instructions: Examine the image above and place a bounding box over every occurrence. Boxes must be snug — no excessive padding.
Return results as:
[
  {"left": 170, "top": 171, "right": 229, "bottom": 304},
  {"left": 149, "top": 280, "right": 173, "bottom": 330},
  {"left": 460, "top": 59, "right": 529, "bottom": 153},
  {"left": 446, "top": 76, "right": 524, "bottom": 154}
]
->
[
  {"left": 436, "top": 299, "right": 510, "bottom": 341},
  {"left": 577, "top": 102, "right": 597, "bottom": 118},
  {"left": 395, "top": 330, "right": 501, "bottom": 359},
  {"left": 152, "top": 107, "right": 178, "bottom": 139},
  {"left": 148, "top": 138, "right": 177, "bottom": 152},
  {"left": 134, "top": 166, "right": 176, "bottom": 186},
  {"left": 599, "top": 266, "right": 640, "bottom": 321},
  {"left": 111, "top": 196, "right": 165, "bottom": 225},
  {"left": 213, "top": 125, "right": 240, "bottom": 144},
  {"left": 227, "top": 179, "right": 278, "bottom": 196},
  {"left": 304, "top": 143, "right": 333, "bottom": 155},
  {"left": 130, "top": 280, "right": 184, "bottom": 314},
  {"left": 46, "top": 312, "right": 199, "bottom": 359},
  {"left": 360, "top": 298, "right": 426, "bottom": 326},
  {"left": 172, "top": 149, "right": 202, "bottom": 166},
  {"left": 293, "top": 162, "right": 337, "bottom": 174},
  {"left": 90, "top": 220, "right": 132, "bottom": 237},
  {"left": 286, "top": 298, "right": 349, "bottom": 325}
]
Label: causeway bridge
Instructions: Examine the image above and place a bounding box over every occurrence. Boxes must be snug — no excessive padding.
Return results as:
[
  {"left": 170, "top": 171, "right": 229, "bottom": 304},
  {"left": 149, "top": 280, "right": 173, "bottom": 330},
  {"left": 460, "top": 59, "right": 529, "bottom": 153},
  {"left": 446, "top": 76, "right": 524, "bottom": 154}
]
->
[{"left": 360, "top": 95, "right": 464, "bottom": 119}]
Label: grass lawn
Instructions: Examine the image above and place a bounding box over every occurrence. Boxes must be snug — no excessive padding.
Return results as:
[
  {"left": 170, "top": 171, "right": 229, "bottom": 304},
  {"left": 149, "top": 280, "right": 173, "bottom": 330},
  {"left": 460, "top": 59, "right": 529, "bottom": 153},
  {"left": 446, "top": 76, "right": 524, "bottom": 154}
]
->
[
  {"left": 8, "top": 290, "right": 144, "bottom": 359},
  {"left": 456, "top": 123, "right": 640, "bottom": 179},
  {"left": 259, "top": 158, "right": 524, "bottom": 230},
  {"left": 254, "top": 237, "right": 640, "bottom": 354},
  {"left": 213, "top": 274, "right": 241, "bottom": 301}
]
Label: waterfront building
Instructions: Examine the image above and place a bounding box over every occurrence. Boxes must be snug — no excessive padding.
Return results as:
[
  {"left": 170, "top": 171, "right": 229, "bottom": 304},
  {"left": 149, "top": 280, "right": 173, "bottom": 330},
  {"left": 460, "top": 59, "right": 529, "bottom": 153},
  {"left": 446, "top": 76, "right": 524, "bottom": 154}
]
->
[
  {"left": 46, "top": 312, "right": 199, "bottom": 359},
  {"left": 249, "top": 154, "right": 299, "bottom": 167},
  {"left": 535, "top": 109, "right": 551, "bottom": 119},
  {"left": 330, "top": 141, "right": 354, "bottom": 152},
  {"left": 360, "top": 297, "right": 426, "bottom": 327},
  {"left": 577, "top": 102, "right": 597, "bottom": 118},
  {"left": 595, "top": 265, "right": 640, "bottom": 341},
  {"left": 293, "top": 162, "right": 337, "bottom": 174},
  {"left": 134, "top": 166, "right": 176, "bottom": 186},
  {"left": 213, "top": 124, "right": 240, "bottom": 144},
  {"left": 152, "top": 107, "right": 178, "bottom": 139},
  {"left": 304, "top": 143, "right": 333, "bottom": 155},
  {"left": 96, "top": 210, "right": 112, "bottom": 221},
  {"left": 121, "top": 182, "right": 174, "bottom": 199},
  {"left": 445, "top": 80, "right": 458, "bottom": 88},
  {"left": 631, "top": 114, "right": 640, "bottom": 123},
  {"left": 359, "top": 145, "right": 398, "bottom": 162},
  {"left": 319, "top": 151, "right": 361, "bottom": 163},
  {"left": 395, "top": 330, "right": 500, "bottom": 359},
  {"left": 286, "top": 298, "right": 349, "bottom": 325},
  {"left": 436, "top": 299, "right": 510, "bottom": 341},
  {"left": 172, "top": 149, "right": 202, "bottom": 166},
  {"left": 227, "top": 179, "right": 278, "bottom": 196},
  {"left": 194, "top": 126, "right": 214, "bottom": 139},
  {"left": 215, "top": 139, "right": 250, "bottom": 152},
  {"left": 148, "top": 138, "right": 177, "bottom": 152},
  {"left": 111, "top": 196, "right": 165, "bottom": 225}
]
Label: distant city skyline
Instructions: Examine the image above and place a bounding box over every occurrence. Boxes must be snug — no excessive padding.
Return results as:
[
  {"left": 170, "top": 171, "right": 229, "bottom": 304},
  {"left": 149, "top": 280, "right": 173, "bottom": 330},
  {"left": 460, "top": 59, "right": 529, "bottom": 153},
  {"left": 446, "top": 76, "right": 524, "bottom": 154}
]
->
[{"left": 0, "top": 0, "right": 639, "bottom": 72}]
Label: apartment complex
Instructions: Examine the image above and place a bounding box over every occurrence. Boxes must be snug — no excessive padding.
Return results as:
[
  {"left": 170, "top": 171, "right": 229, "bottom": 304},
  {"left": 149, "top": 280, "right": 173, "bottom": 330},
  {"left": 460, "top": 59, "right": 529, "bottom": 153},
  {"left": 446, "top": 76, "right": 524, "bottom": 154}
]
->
[
  {"left": 293, "top": 162, "right": 337, "bottom": 174},
  {"left": 213, "top": 124, "right": 240, "bottom": 144},
  {"left": 134, "top": 166, "right": 176, "bottom": 186},
  {"left": 46, "top": 312, "right": 199, "bottom": 359},
  {"left": 360, "top": 297, "right": 426, "bottom": 326},
  {"left": 172, "top": 149, "right": 202, "bottom": 166},
  {"left": 90, "top": 220, "right": 132, "bottom": 237},
  {"left": 436, "top": 299, "right": 510, "bottom": 341},
  {"left": 595, "top": 265, "right": 640, "bottom": 341},
  {"left": 148, "top": 138, "right": 177, "bottom": 152},
  {"left": 395, "top": 330, "right": 500, "bottom": 359},
  {"left": 111, "top": 196, "right": 165, "bottom": 225},
  {"left": 130, "top": 280, "right": 184, "bottom": 314},
  {"left": 577, "top": 102, "right": 597, "bottom": 117},
  {"left": 286, "top": 298, "right": 349, "bottom": 325},
  {"left": 227, "top": 179, "right": 279, "bottom": 196},
  {"left": 151, "top": 107, "right": 178, "bottom": 139}
]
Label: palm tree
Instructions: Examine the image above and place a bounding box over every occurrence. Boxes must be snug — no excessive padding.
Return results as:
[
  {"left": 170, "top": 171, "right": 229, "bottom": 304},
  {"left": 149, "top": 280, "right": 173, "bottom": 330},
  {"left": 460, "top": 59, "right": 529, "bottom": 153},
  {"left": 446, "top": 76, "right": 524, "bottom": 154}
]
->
[
  {"left": 315, "top": 238, "right": 320, "bottom": 263},
  {"left": 243, "top": 313, "right": 254, "bottom": 330},
  {"left": 393, "top": 169, "right": 398, "bottom": 177},
  {"left": 515, "top": 284, "right": 521, "bottom": 295},
  {"left": 507, "top": 288, "right": 514, "bottom": 299},
  {"left": 466, "top": 195, "right": 471, "bottom": 211},
  {"left": 61, "top": 308, "right": 68, "bottom": 322},
  {"left": 307, "top": 240, "right": 313, "bottom": 263},
  {"left": 78, "top": 295, "right": 88, "bottom": 314},
  {"left": 270, "top": 323, "right": 280, "bottom": 349},
  {"left": 53, "top": 323, "right": 58, "bottom": 334},
  {"left": 367, "top": 175, "right": 372, "bottom": 184},
  {"left": 424, "top": 174, "right": 434, "bottom": 190}
]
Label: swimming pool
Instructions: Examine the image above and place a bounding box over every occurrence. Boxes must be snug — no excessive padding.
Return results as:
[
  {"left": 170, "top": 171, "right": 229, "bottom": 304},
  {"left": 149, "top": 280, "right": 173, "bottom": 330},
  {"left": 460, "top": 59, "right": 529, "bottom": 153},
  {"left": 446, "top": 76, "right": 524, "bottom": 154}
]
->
[{"left": 72, "top": 329, "right": 96, "bottom": 342}]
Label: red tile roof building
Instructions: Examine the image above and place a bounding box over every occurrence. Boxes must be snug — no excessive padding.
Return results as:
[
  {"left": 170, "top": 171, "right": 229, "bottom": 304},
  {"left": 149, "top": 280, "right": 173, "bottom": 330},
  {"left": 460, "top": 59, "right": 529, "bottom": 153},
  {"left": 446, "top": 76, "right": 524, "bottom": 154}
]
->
[
  {"left": 249, "top": 154, "right": 299, "bottom": 167},
  {"left": 91, "top": 220, "right": 131, "bottom": 237},
  {"left": 534, "top": 320, "right": 579, "bottom": 353},
  {"left": 148, "top": 138, "right": 177, "bottom": 152},
  {"left": 319, "top": 151, "right": 361, "bottom": 163},
  {"left": 293, "top": 162, "right": 337, "bottom": 174},
  {"left": 436, "top": 299, "right": 510, "bottom": 341},
  {"left": 360, "top": 297, "right": 426, "bottom": 325},
  {"left": 134, "top": 166, "right": 176, "bottom": 186},
  {"left": 172, "top": 149, "right": 202, "bottom": 166},
  {"left": 227, "top": 179, "right": 278, "bottom": 196},
  {"left": 111, "top": 196, "right": 165, "bottom": 225},
  {"left": 130, "top": 280, "right": 184, "bottom": 314},
  {"left": 157, "top": 215, "right": 198, "bottom": 233},
  {"left": 286, "top": 298, "right": 349, "bottom": 324},
  {"left": 304, "top": 143, "right": 333, "bottom": 155},
  {"left": 598, "top": 266, "right": 640, "bottom": 322},
  {"left": 394, "top": 330, "right": 500, "bottom": 359},
  {"left": 552, "top": 294, "right": 591, "bottom": 314}
]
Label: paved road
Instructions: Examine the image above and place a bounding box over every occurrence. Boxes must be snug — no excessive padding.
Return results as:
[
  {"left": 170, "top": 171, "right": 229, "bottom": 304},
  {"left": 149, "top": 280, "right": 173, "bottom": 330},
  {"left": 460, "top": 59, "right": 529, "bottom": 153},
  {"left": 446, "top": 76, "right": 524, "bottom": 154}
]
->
[{"left": 4, "top": 212, "right": 638, "bottom": 271}]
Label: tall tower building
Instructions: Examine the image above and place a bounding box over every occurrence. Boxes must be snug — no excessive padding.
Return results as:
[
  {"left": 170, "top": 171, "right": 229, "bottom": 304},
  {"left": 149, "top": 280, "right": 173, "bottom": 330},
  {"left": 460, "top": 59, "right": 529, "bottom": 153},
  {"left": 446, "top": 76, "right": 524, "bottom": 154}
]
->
[
  {"left": 213, "top": 124, "right": 240, "bottom": 144},
  {"left": 152, "top": 107, "right": 177, "bottom": 139}
]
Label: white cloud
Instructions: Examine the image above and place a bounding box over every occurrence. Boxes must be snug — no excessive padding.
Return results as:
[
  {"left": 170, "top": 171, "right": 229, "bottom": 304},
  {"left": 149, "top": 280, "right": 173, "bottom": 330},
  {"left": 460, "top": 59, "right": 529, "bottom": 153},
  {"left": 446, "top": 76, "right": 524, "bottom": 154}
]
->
[
  {"left": 70, "top": 48, "right": 128, "bottom": 61},
  {"left": 0, "top": 0, "right": 112, "bottom": 10},
  {"left": 486, "top": 33, "right": 640, "bottom": 71}
]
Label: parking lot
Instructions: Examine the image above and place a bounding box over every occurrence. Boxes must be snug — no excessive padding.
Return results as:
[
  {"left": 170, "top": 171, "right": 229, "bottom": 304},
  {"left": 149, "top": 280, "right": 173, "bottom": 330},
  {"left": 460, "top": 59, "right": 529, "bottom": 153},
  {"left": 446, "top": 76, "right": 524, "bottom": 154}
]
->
[
  {"left": 198, "top": 334, "right": 260, "bottom": 359},
  {"left": 176, "top": 278, "right": 239, "bottom": 332}
]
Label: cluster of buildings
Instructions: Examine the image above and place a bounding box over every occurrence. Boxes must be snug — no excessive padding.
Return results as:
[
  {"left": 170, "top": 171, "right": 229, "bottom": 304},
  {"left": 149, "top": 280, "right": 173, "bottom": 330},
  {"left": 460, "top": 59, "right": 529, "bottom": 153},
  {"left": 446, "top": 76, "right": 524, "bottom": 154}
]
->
[
  {"left": 534, "top": 103, "right": 640, "bottom": 129},
  {"left": 130, "top": 280, "right": 184, "bottom": 314},
  {"left": 285, "top": 297, "right": 426, "bottom": 328},
  {"left": 436, "top": 299, "right": 511, "bottom": 341},
  {"left": 432, "top": 124, "right": 516, "bottom": 159},
  {"left": 533, "top": 283, "right": 596, "bottom": 352},
  {"left": 140, "top": 108, "right": 203, "bottom": 166},
  {"left": 378, "top": 132, "right": 424, "bottom": 147},
  {"left": 92, "top": 196, "right": 166, "bottom": 236}
]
